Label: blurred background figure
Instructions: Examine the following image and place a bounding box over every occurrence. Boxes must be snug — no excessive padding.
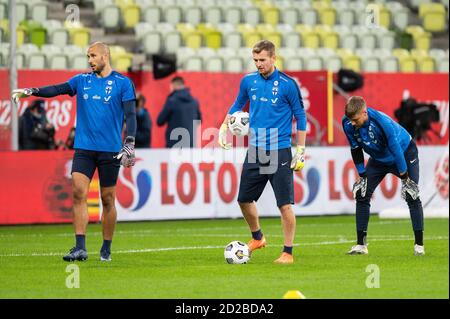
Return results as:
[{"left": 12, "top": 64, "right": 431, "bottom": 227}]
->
[
  {"left": 63, "top": 127, "right": 76, "bottom": 150},
  {"left": 135, "top": 92, "right": 152, "bottom": 148},
  {"left": 19, "top": 99, "right": 55, "bottom": 150},
  {"left": 157, "top": 76, "right": 202, "bottom": 148}
]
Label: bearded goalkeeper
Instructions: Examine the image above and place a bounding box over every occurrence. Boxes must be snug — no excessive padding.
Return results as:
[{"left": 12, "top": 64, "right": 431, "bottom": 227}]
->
[{"left": 12, "top": 42, "right": 137, "bottom": 262}]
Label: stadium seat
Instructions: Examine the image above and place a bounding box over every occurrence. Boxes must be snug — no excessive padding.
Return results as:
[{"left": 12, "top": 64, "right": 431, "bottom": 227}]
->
[
  {"left": 48, "top": 54, "right": 69, "bottom": 70},
  {"left": 143, "top": 5, "right": 162, "bottom": 23},
  {"left": 417, "top": 56, "right": 435, "bottom": 72},
  {"left": 204, "top": 30, "right": 222, "bottom": 49},
  {"left": 361, "top": 56, "right": 381, "bottom": 72},
  {"left": 176, "top": 46, "right": 196, "bottom": 67},
  {"left": 63, "top": 44, "right": 84, "bottom": 60},
  {"left": 70, "top": 27, "right": 90, "bottom": 48},
  {"left": 0, "top": 3, "right": 6, "bottom": 21},
  {"left": 134, "top": 22, "right": 153, "bottom": 40},
  {"left": 342, "top": 55, "right": 361, "bottom": 72},
  {"left": 143, "top": 31, "right": 162, "bottom": 55},
  {"left": 399, "top": 56, "right": 417, "bottom": 72},
  {"left": 113, "top": 52, "right": 133, "bottom": 71},
  {"left": 30, "top": 2, "right": 48, "bottom": 24},
  {"left": 318, "top": 7, "right": 337, "bottom": 26},
  {"left": 429, "top": 48, "right": 447, "bottom": 60},
  {"left": 183, "top": 55, "right": 203, "bottom": 71},
  {"left": 337, "top": 8, "right": 356, "bottom": 27},
  {"left": 223, "top": 31, "right": 242, "bottom": 49},
  {"left": 244, "top": 31, "right": 262, "bottom": 47},
  {"left": 215, "top": 47, "right": 235, "bottom": 62},
  {"left": 381, "top": 57, "right": 399, "bottom": 72},
  {"left": 205, "top": 56, "right": 224, "bottom": 72},
  {"left": 437, "top": 58, "right": 449, "bottom": 72},
  {"left": 71, "top": 53, "right": 89, "bottom": 70},
  {"left": 15, "top": 52, "right": 26, "bottom": 69},
  {"left": 101, "top": 5, "right": 121, "bottom": 31},
  {"left": 28, "top": 52, "right": 46, "bottom": 69},
  {"left": 184, "top": 6, "right": 202, "bottom": 25},
  {"left": 224, "top": 6, "right": 242, "bottom": 25},
  {"left": 304, "top": 56, "right": 323, "bottom": 71},
  {"left": 301, "top": 31, "right": 320, "bottom": 49},
  {"left": 184, "top": 31, "right": 203, "bottom": 49},
  {"left": 300, "top": 8, "right": 318, "bottom": 25},
  {"left": 282, "top": 31, "right": 301, "bottom": 48},
  {"left": 243, "top": 6, "right": 261, "bottom": 25},
  {"left": 265, "top": 31, "right": 282, "bottom": 48},
  {"left": 15, "top": 2, "right": 27, "bottom": 23},
  {"left": 376, "top": 30, "right": 395, "bottom": 50},
  {"left": 325, "top": 56, "right": 342, "bottom": 72},
  {"left": 122, "top": 4, "right": 141, "bottom": 29},
  {"left": 204, "top": 6, "right": 222, "bottom": 25},
  {"left": 0, "top": 27, "right": 3, "bottom": 44},
  {"left": 164, "top": 5, "right": 182, "bottom": 25},
  {"left": 421, "top": 8, "right": 447, "bottom": 32},
  {"left": 262, "top": 6, "right": 280, "bottom": 25},
  {"left": 278, "top": 47, "right": 296, "bottom": 59},
  {"left": 163, "top": 30, "right": 182, "bottom": 54},
  {"left": 281, "top": 7, "right": 299, "bottom": 26},
  {"left": 275, "top": 55, "right": 284, "bottom": 70},
  {"left": 285, "top": 57, "right": 303, "bottom": 71}
]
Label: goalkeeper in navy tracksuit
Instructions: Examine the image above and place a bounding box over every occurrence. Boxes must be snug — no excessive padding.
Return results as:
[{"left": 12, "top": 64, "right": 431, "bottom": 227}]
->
[
  {"left": 218, "top": 40, "right": 307, "bottom": 264},
  {"left": 342, "top": 96, "right": 424, "bottom": 256}
]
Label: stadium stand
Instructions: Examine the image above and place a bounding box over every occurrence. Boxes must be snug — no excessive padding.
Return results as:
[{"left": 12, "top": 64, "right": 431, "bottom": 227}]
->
[{"left": 0, "top": 0, "right": 448, "bottom": 73}]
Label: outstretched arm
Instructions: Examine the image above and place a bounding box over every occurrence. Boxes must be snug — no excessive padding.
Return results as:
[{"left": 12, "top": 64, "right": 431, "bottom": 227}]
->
[{"left": 12, "top": 83, "right": 74, "bottom": 102}]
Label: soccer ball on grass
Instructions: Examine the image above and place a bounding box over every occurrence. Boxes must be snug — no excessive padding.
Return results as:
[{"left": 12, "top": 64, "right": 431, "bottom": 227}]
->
[{"left": 224, "top": 241, "right": 250, "bottom": 264}]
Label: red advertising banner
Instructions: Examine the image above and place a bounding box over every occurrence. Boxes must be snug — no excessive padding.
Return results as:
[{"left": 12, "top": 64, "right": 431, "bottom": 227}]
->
[
  {"left": 0, "top": 70, "right": 328, "bottom": 150},
  {"left": 332, "top": 72, "right": 449, "bottom": 146},
  {"left": 1, "top": 70, "right": 447, "bottom": 150},
  {"left": 0, "top": 151, "right": 99, "bottom": 224}
]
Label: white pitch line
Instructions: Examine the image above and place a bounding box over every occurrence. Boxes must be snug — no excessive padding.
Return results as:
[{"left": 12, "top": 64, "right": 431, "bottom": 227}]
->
[
  {"left": 0, "top": 236, "right": 447, "bottom": 258},
  {"left": 0, "top": 219, "right": 422, "bottom": 238}
]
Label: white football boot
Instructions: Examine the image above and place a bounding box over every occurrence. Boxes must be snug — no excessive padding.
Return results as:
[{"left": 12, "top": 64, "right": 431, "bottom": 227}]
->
[
  {"left": 414, "top": 244, "right": 425, "bottom": 256},
  {"left": 347, "top": 244, "right": 368, "bottom": 255}
]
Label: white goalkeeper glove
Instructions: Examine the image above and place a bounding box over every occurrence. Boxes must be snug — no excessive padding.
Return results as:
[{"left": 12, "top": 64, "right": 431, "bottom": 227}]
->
[
  {"left": 352, "top": 176, "right": 368, "bottom": 199},
  {"left": 401, "top": 174, "right": 420, "bottom": 201},
  {"left": 11, "top": 88, "right": 36, "bottom": 103},
  {"left": 290, "top": 145, "right": 305, "bottom": 171},
  {"left": 115, "top": 136, "right": 136, "bottom": 167},
  {"left": 218, "top": 123, "right": 231, "bottom": 150}
]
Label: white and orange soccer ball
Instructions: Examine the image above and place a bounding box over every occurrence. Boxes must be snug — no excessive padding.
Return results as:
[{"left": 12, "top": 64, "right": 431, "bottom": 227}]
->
[{"left": 224, "top": 241, "right": 251, "bottom": 264}]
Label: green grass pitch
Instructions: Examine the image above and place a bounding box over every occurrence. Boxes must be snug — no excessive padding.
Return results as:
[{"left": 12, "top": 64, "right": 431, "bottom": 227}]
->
[{"left": 0, "top": 215, "right": 448, "bottom": 299}]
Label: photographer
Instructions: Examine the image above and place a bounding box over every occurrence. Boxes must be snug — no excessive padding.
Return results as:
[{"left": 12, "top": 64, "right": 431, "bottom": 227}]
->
[{"left": 19, "top": 99, "right": 56, "bottom": 150}]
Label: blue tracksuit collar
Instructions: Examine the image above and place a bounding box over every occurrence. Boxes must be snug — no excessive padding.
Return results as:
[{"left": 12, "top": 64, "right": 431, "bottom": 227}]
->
[{"left": 259, "top": 67, "right": 279, "bottom": 81}]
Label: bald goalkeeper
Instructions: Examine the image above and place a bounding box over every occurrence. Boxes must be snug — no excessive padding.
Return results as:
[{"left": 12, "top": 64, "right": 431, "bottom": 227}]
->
[{"left": 12, "top": 42, "right": 137, "bottom": 262}]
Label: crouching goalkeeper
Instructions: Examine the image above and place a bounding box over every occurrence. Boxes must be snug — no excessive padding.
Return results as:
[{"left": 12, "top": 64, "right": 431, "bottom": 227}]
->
[{"left": 342, "top": 96, "right": 425, "bottom": 256}]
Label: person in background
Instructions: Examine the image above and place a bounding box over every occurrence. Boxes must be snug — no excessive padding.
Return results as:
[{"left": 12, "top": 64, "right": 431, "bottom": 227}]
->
[
  {"left": 135, "top": 92, "right": 152, "bottom": 148},
  {"left": 157, "top": 76, "right": 202, "bottom": 148},
  {"left": 19, "top": 99, "right": 56, "bottom": 150}
]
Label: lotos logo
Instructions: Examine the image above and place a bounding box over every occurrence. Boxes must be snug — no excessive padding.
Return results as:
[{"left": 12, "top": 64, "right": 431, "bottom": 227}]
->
[
  {"left": 434, "top": 152, "right": 449, "bottom": 199},
  {"left": 116, "top": 159, "right": 152, "bottom": 211},
  {"left": 293, "top": 162, "right": 320, "bottom": 206}
]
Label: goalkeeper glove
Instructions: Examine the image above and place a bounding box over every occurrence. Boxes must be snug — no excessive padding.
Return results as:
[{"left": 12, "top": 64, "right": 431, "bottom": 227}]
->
[
  {"left": 115, "top": 136, "right": 136, "bottom": 167},
  {"left": 218, "top": 123, "right": 231, "bottom": 150},
  {"left": 11, "top": 88, "right": 37, "bottom": 103},
  {"left": 352, "top": 176, "right": 368, "bottom": 199},
  {"left": 400, "top": 173, "right": 420, "bottom": 200},
  {"left": 290, "top": 145, "right": 305, "bottom": 171}
]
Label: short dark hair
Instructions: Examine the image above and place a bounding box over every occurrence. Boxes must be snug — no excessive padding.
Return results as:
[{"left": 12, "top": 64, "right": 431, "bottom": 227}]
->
[
  {"left": 345, "top": 96, "right": 366, "bottom": 118},
  {"left": 252, "top": 40, "right": 276, "bottom": 57},
  {"left": 171, "top": 76, "right": 185, "bottom": 86}
]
